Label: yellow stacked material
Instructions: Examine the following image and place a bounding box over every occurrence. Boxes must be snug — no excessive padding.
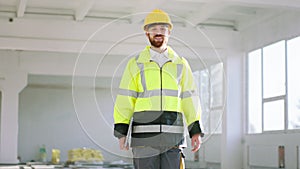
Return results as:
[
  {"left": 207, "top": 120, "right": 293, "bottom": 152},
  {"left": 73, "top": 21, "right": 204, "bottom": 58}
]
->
[
  {"left": 68, "top": 148, "right": 104, "bottom": 162},
  {"left": 51, "top": 149, "right": 60, "bottom": 164}
]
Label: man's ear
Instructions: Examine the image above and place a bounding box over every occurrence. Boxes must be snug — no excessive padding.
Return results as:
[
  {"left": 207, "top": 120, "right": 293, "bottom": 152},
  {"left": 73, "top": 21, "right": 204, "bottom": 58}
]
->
[{"left": 145, "top": 32, "right": 150, "bottom": 37}]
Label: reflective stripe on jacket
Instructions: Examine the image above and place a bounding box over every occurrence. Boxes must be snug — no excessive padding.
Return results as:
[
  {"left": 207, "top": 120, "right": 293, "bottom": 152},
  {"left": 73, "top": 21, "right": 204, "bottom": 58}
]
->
[{"left": 113, "top": 46, "right": 202, "bottom": 147}]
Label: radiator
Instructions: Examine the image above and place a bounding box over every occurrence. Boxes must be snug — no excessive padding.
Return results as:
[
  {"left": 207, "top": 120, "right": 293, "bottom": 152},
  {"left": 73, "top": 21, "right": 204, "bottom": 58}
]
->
[{"left": 248, "top": 145, "right": 285, "bottom": 168}]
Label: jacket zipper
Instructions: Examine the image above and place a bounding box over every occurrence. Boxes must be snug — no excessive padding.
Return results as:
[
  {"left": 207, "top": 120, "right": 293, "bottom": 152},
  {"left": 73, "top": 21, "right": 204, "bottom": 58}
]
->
[
  {"left": 160, "top": 65, "right": 163, "bottom": 132},
  {"left": 151, "top": 60, "right": 171, "bottom": 132}
]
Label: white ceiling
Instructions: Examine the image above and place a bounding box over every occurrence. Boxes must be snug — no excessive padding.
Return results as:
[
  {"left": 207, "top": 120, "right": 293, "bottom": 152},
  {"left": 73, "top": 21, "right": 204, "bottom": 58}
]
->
[
  {"left": 1, "top": 0, "right": 300, "bottom": 86},
  {"left": 1, "top": 0, "right": 300, "bottom": 31}
]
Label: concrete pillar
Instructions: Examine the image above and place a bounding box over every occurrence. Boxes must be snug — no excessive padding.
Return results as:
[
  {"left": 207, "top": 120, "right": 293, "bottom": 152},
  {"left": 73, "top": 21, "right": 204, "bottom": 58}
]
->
[
  {"left": 0, "top": 71, "right": 27, "bottom": 163},
  {"left": 221, "top": 53, "right": 244, "bottom": 169}
]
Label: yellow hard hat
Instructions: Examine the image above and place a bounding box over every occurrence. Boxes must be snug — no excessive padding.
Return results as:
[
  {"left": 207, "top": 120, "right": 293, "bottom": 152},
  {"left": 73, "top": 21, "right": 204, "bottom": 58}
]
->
[{"left": 143, "top": 9, "right": 173, "bottom": 31}]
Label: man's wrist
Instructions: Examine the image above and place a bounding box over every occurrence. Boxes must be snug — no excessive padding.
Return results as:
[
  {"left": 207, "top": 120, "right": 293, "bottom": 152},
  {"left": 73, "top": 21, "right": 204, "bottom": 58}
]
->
[
  {"left": 188, "top": 121, "right": 204, "bottom": 138},
  {"left": 114, "top": 123, "right": 129, "bottom": 138}
]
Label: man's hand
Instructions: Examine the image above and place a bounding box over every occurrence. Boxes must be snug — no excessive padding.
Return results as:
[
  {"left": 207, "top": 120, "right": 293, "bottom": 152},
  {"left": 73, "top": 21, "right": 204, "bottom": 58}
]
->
[
  {"left": 118, "top": 137, "right": 129, "bottom": 150},
  {"left": 191, "top": 133, "right": 202, "bottom": 152}
]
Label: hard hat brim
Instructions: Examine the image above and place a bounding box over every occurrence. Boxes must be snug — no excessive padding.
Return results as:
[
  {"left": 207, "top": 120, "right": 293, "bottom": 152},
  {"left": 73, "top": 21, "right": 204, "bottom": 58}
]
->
[{"left": 143, "top": 23, "right": 173, "bottom": 31}]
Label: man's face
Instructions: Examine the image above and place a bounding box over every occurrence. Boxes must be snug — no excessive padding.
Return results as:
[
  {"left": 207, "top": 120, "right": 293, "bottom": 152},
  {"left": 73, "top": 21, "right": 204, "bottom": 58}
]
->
[{"left": 146, "top": 24, "right": 170, "bottom": 48}]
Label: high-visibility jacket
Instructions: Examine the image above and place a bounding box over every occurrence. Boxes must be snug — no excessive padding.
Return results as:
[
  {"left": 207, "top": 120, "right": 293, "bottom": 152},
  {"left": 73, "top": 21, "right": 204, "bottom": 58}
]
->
[{"left": 114, "top": 46, "right": 203, "bottom": 147}]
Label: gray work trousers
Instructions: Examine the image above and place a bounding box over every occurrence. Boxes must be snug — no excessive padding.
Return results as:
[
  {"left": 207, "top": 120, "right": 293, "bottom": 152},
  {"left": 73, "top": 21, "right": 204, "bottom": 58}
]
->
[{"left": 132, "top": 146, "right": 182, "bottom": 169}]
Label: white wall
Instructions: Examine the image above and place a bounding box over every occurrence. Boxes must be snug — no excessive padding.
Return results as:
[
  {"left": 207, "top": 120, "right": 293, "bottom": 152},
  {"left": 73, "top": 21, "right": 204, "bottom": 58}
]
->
[{"left": 18, "top": 85, "right": 132, "bottom": 162}]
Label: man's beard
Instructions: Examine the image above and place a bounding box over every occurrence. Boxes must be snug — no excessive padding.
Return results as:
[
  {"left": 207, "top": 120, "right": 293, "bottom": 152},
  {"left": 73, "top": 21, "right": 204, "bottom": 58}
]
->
[{"left": 149, "top": 35, "right": 165, "bottom": 48}]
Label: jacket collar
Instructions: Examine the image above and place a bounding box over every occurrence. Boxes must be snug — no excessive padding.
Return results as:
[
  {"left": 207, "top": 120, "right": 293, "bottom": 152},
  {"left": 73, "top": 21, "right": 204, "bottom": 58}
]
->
[{"left": 136, "top": 46, "right": 181, "bottom": 64}]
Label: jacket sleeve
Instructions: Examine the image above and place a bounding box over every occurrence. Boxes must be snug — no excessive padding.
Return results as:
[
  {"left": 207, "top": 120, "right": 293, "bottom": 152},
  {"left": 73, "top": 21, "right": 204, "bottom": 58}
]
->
[
  {"left": 113, "top": 58, "right": 139, "bottom": 138},
  {"left": 180, "top": 58, "right": 204, "bottom": 138}
]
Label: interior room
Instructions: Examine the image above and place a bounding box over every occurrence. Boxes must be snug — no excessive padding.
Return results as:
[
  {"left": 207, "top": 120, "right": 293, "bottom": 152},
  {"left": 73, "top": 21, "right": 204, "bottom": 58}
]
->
[{"left": 0, "top": 0, "right": 300, "bottom": 169}]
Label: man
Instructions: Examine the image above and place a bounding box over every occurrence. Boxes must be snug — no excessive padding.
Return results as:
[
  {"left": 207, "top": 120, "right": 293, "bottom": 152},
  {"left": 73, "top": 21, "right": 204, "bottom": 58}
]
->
[{"left": 113, "top": 9, "right": 204, "bottom": 169}]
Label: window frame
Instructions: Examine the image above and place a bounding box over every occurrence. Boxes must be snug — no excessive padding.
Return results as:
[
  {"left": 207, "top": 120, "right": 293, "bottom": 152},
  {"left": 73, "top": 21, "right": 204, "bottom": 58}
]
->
[{"left": 246, "top": 36, "right": 300, "bottom": 134}]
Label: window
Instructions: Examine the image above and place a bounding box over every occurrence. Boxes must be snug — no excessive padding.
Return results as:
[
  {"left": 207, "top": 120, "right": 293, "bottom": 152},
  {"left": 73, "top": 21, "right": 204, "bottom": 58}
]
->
[
  {"left": 196, "top": 62, "right": 223, "bottom": 134},
  {"left": 287, "top": 37, "right": 300, "bottom": 130},
  {"left": 262, "top": 41, "right": 286, "bottom": 98},
  {"left": 248, "top": 49, "right": 262, "bottom": 133},
  {"left": 198, "top": 69, "right": 210, "bottom": 134},
  {"left": 247, "top": 36, "right": 300, "bottom": 133},
  {"left": 263, "top": 100, "right": 285, "bottom": 131},
  {"left": 262, "top": 41, "right": 286, "bottom": 132},
  {"left": 0, "top": 91, "right": 1, "bottom": 128}
]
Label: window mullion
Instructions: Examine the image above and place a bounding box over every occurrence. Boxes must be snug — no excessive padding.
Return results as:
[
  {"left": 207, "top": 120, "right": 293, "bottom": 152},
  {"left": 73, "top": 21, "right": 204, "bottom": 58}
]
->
[
  {"left": 284, "top": 40, "right": 288, "bottom": 131},
  {"left": 208, "top": 70, "right": 212, "bottom": 134},
  {"left": 261, "top": 48, "right": 265, "bottom": 132},
  {"left": 263, "top": 95, "right": 286, "bottom": 102}
]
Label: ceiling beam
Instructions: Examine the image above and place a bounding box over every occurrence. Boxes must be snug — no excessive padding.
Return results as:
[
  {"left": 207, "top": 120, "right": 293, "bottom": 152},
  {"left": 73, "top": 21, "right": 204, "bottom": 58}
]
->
[
  {"left": 186, "top": 2, "right": 229, "bottom": 26},
  {"left": 224, "top": 0, "right": 300, "bottom": 9},
  {"left": 129, "top": 12, "right": 146, "bottom": 25},
  {"left": 130, "top": 0, "right": 166, "bottom": 24},
  {"left": 16, "top": 0, "right": 27, "bottom": 17},
  {"left": 75, "top": 0, "right": 94, "bottom": 21},
  {"left": 176, "top": 0, "right": 300, "bottom": 9},
  {"left": 236, "top": 10, "right": 281, "bottom": 31}
]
